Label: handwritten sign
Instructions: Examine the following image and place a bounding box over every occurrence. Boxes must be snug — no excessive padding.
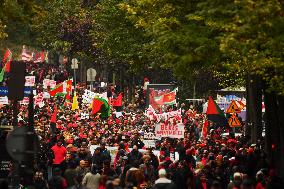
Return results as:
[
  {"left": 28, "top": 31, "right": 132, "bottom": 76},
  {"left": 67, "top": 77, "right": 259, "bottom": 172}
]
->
[
  {"left": 155, "top": 123, "right": 184, "bottom": 139},
  {"left": 43, "top": 79, "right": 57, "bottom": 89},
  {"left": 25, "top": 76, "right": 36, "bottom": 86},
  {"left": 0, "top": 96, "right": 9, "bottom": 105}
]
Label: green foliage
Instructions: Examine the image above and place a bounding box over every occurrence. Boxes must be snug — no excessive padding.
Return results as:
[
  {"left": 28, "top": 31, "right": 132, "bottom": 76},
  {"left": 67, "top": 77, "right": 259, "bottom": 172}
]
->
[
  {"left": 217, "top": 0, "right": 284, "bottom": 94},
  {"left": 0, "top": 0, "right": 46, "bottom": 53}
]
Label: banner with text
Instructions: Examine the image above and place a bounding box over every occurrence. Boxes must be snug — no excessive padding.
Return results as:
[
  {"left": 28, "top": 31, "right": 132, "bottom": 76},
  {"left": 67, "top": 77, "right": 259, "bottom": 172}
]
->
[
  {"left": 25, "top": 76, "right": 36, "bottom": 86},
  {"left": 155, "top": 123, "right": 185, "bottom": 139}
]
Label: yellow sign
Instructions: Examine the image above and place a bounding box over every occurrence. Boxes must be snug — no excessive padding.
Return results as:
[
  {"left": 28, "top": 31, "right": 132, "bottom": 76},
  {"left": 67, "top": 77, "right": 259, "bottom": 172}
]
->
[
  {"left": 226, "top": 100, "right": 241, "bottom": 114},
  {"left": 228, "top": 114, "right": 241, "bottom": 127}
]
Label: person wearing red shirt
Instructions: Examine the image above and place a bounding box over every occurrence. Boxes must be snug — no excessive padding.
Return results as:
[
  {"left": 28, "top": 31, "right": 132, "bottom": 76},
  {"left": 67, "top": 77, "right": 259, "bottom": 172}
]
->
[{"left": 51, "top": 140, "right": 67, "bottom": 170}]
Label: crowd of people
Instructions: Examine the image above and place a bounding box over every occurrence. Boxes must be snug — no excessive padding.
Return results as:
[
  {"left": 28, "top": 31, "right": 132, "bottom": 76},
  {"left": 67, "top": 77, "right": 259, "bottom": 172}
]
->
[{"left": 0, "top": 62, "right": 283, "bottom": 189}]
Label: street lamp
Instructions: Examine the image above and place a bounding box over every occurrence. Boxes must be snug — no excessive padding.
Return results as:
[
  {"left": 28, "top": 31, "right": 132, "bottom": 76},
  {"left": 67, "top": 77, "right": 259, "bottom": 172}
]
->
[{"left": 71, "top": 58, "right": 79, "bottom": 88}]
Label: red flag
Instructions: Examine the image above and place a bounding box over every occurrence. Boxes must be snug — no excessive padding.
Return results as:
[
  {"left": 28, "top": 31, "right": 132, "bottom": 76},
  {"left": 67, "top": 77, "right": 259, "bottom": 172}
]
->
[
  {"left": 92, "top": 98, "right": 105, "bottom": 114},
  {"left": 202, "top": 120, "right": 209, "bottom": 139},
  {"left": 2, "top": 49, "right": 12, "bottom": 72},
  {"left": 51, "top": 106, "right": 57, "bottom": 123},
  {"left": 112, "top": 93, "right": 123, "bottom": 107},
  {"left": 163, "top": 89, "right": 177, "bottom": 105},
  {"left": 49, "top": 83, "right": 63, "bottom": 96},
  {"left": 34, "top": 51, "right": 45, "bottom": 63},
  {"left": 206, "top": 96, "right": 227, "bottom": 125}
]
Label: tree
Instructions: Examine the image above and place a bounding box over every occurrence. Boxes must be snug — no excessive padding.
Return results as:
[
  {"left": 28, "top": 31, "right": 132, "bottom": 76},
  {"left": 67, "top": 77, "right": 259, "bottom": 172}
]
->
[{"left": 0, "top": 0, "right": 46, "bottom": 53}]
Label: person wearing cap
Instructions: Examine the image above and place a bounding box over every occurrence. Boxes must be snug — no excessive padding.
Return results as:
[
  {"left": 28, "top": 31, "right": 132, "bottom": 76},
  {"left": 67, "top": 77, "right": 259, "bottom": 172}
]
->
[{"left": 152, "top": 169, "right": 176, "bottom": 189}]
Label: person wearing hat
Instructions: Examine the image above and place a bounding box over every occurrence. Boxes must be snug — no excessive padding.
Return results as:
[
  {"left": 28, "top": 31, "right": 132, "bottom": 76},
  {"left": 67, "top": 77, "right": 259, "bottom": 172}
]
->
[{"left": 152, "top": 169, "right": 176, "bottom": 189}]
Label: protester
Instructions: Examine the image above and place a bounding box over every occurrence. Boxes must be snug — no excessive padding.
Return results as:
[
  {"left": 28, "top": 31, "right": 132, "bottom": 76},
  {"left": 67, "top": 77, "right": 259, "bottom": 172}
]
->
[
  {"left": 82, "top": 165, "right": 101, "bottom": 189},
  {"left": 152, "top": 169, "right": 176, "bottom": 189},
  {"left": 0, "top": 62, "right": 283, "bottom": 189}
]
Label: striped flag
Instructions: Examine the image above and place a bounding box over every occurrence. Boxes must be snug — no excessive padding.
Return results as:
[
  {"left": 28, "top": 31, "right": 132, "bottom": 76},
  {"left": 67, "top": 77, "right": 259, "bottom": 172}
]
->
[
  {"left": 22, "top": 47, "right": 32, "bottom": 61},
  {"left": 0, "top": 48, "right": 12, "bottom": 82},
  {"left": 33, "top": 51, "right": 45, "bottom": 63}
]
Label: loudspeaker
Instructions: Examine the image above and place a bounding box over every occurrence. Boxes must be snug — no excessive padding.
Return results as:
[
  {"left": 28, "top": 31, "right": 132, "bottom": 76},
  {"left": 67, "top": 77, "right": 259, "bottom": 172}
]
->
[{"left": 7, "top": 61, "right": 26, "bottom": 101}]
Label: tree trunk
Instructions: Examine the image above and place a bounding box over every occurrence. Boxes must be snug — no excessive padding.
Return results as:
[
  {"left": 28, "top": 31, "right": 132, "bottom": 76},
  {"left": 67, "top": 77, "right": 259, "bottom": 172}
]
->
[
  {"left": 246, "top": 75, "right": 262, "bottom": 143},
  {"left": 264, "top": 92, "right": 284, "bottom": 176},
  {"left": 276, "top": 95, "right": 284, "bottom": 177}
]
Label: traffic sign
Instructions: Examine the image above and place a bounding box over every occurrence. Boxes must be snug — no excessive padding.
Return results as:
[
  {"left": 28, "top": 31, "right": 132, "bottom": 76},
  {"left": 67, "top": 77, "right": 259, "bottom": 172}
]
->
[
  {"left": 87, "top": 68, "right": 97, "bottom": 82},
  {"left": 226, "top": 100, "right": 241, "bottom": 113},
  {"left": 71, "top": 58, "right": 79, "bottom": 69},
  {"left": 228, "top": 113, "right": 241, "bottom": 127}
]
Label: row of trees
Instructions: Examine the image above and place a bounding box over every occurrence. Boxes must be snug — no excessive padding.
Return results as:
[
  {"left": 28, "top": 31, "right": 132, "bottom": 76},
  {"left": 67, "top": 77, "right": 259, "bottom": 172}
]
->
[{"left": 1, "top": 0, "right": 284, "bottom": 176}]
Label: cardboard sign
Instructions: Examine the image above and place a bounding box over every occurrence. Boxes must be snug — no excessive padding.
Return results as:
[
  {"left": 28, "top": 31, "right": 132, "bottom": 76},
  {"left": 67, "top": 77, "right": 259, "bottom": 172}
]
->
[
  {"left": 20, "top": 97, "right": 29, "bottom": 105},
  {"left": 0, "top": 96, "right": 9, "bottom": 105},
  {"left": 43, "top": 79, "right": 57, "bottom": 89},
  {"left": 43, "top": 92, "right": 50, "bottom": 99},
  {"left": 143, "top": 140, "right": 156, "bottom": 148},
  {"left": 35, "top": 93, "right": 44, "bottom": 108},
  {"left": 143, "top": 132, "right": 156, "bottom": 139},
  {"left": 155, "top": 123, "right": 185, "bottom": 138},
  {"left": 25, "top": 76, "right": 36, "bottom": 86},
  {"left": 0, "top": 96, "right": 8, "bottom": 104},
  {"left": 81, "top": 112, "right": 89, "bottom": 120},
  {"left": 82, "top": 90, "right": 97, "bottom": 104}
]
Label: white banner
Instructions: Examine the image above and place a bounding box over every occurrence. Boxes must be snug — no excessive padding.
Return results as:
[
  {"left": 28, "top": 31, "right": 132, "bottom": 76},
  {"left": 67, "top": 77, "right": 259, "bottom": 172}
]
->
[
  {"left": 143, "top": 140, "right": 156, "bottom": 148},
  {"left": 82, "top": 90, "right": 97, "bottom": 104},
  {"left": 43, "top": 92, "right": 50, "bottom": 99},
  {"left": 82, "top": 90, "right": 108, "bottom": 104},
  {"left": 81, "top": 112, "right": 89, "bottom": 120},
  {"left": 0, "top": 96, "right": 9, "bottom": 105},
  {"left": 20, "top": 97, "right": 29, "bottom": 105},
  {"left": 35, "top": 93, "right": 44, "bottom": 107},
  {"left": 155, "top": 123, "right": 185, "bottom": 139},
  {"left": 43, "top": 79, "right": 57, "bottom": 89},
  {"left": 143, "top": 132, "right": 156, "bottom": 139},
  {"left": 25, "top": 76, "right": 35, "bottom": 86},
  {"left": 146, "top": 108, "right": 182, "bottom": 122}
]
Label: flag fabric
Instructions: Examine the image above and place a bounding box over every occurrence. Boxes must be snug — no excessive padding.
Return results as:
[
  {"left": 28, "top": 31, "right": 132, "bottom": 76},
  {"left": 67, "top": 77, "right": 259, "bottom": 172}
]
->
[
  {"left": 50, "top": 106, "right": 57, "bottom": 134},
  {"left": 0, "top": 49, "right": 12, "bottom": 82},
  {"left": 22, "top": 49, "right": 32, "bottom": 62},
  {"left": 112, "top": 93, "right": 123, "bottom": 107},
  {"left": 48, "top": 79, "right": 72, "bottom": 98},
  {"left": 0, "top": 68, "right": 5, "bottom": 83},
  {"left": 51, "top": 106, "right": 57, "bottom": 123},
  {"left": 64, "top": 80, "right": 73, "bottom": 101},
  {"left": 92, "top": 98, "right": 110, "bottom": 118},
  {"left": 45, "top": 51, "right": 49, "bottom": 63},
  {"left": 33, "top": 51, "right": 45, "bottom": 63},
  {"left": 202, "top": 120, "right": 209, "bottom": 139},
  {"left": 153, "top": 95, "right": 164, "bottom": 105},
  {"left": 206, "top": 96, "right": 227, "bottom": 126},
  {"left": 2, "top": 49, "right": 12, "bottom": 72},
  {"left": 71, "top": 92, "right": 79, "bottom": 110},
  {"left": 49, "top": 83, "right": 64, "bottom": 96},
  {"left": 163, "top": 89, "right": 177, "bottom": 105}
]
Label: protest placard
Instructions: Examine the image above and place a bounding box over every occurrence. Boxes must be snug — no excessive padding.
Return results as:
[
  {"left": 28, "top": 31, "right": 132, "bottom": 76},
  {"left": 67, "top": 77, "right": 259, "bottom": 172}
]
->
[
  {"left": 155, "top": 123, "right": 185, "bottom": 138},
  {"left": 25, "top": 76, "right": 35, "bottom": 86},
  {"left": 0, "top": 96, "right": 9, "bottom": 105}
]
